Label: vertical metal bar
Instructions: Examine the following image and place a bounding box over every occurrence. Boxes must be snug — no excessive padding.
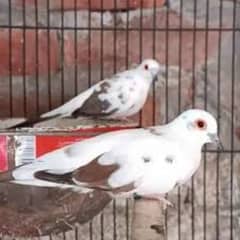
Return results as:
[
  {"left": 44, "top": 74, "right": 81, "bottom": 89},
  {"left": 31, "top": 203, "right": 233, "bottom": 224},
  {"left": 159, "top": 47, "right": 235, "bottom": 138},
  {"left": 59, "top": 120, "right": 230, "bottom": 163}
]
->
[
  {"left": 113, "top": 4, "right": 117, "bottom": 240},
  {"left": 61, "top": 0, "right": 65, "bottom": 104},
  {"left": 113, "top": 199, "right": 117, "bottom": 240},
  {"left": 35, "top": 0, "right": 39, "bottom": 116},
  {"left": 62, "top": 231, "right": 66, "bottom": 240},
  {"left": 139, "top": 0, "right": 143, "bottom": 60},
  {"left": 126, "top": 199, "right": 129, "bottom": 240},
  {"left": 74, "top": 227, "right": 79, "bottom": 240},
  {"left": 49, "top": 233, "right": 53, "bottom": 240},
  {"left": 100, "top": 0, "right": 104, "bottom": 97},
  {"left": 47, "top": 0, "right": 51, "bottom": 110},
  {"left": 165, "top": 0, "right": 169, "bottom": 121},
  {"left": 88, "top": 0, "right": 92, "bottom": 88},
  {"left": 74, "top": 0, "right": 78, "bottom": 95},
  {"left": 216, "top": 0, "right": 223, "bottom": 239},
  {"left": 88, "top": 2, "right": 93, "bottom": 238},
  {"left": 22, "top": 0, "right": 27, "bottom": 117},
  {"left": 192, "top": 0, "right": 197, "bottom": 107},
  {"left": 125, "top": 0, "right": 129, "bottom": 71},
  {"left": 230, "top": 1, "right": 237, "bottom": 239},
  {"left": 164, "top": 1, "right": 170, "bottom": 237},
  {"left": 203, "top": 0, "right": 210, "bottom": 239},
  {"left": 89, "top": 220, "right": 93, "bottom": 240},
  {"left": 113, "top": 1, "right": 118, "bottom": 240},
  {"left": 152, "top": 0, "right": 156, "bottom": 57},
  {"left": 178, "top": 1, "right": 183, "bottom": 239},
  {"left": 113, "top": 0, "right": 117, "bottom": 71},
  {"left": 139, "top": 0, "right": 143, "bottom": 126},
  {"left": 125, "top": 2, "right": 130, "bottom": 239},
  {"left": 8, "top": 0, "right": 13, "bottom": 117},
  {"left": 191, "top": 1, "right": 197, "bottom": 239},
  {"left": 152, "top": 0, "right": 157, "bottom": 125},
  {"left": 74, "top": 4, "right": 78, "bottom": 240},
  {"left": 46, "top": 2, "right": 52, "bottom": 231},
  {"left": 99, "top": 2, "right": 105, "bottom": 239}
]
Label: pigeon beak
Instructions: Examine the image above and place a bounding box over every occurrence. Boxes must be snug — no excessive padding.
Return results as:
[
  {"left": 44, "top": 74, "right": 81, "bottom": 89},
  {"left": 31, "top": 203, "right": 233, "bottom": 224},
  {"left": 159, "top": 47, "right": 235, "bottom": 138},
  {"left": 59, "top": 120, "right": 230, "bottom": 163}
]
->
[{"left": 208, "top": 133, "right": 223, "bottom": 150}]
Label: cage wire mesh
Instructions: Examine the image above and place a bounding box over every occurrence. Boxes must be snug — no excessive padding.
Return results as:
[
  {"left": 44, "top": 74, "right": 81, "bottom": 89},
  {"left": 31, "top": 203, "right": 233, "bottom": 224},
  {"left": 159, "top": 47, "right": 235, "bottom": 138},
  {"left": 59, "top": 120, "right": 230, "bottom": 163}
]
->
[{"left": 0, "top": 0, "right": 240, "bottom": 239}]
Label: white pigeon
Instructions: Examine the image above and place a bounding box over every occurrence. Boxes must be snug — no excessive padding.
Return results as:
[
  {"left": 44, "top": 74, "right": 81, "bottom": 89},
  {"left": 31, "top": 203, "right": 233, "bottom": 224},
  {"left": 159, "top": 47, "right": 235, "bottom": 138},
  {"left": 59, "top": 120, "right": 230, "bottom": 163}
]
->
[
  {"left": 10, "top": 59, "right": 161, "bottom": 128},
  {"left": 42, "top": 59, "right": 160, "bottom": 119},
  {"left": 0, "top": 109, "right": 221, "bottom": 206}
]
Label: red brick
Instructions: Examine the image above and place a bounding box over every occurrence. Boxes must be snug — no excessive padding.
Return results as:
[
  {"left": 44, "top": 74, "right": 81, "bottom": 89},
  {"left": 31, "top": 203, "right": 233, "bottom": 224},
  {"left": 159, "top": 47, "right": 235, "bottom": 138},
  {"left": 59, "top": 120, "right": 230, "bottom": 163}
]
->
[
  {"left": 0, "top": 29, "right": 59, "bottom": 76},
  {"left": 64, "top": 11, "right": 219, "bottom": 71},
  {"left": 15, "top": 0, "right": 166, "bottom": 11}
]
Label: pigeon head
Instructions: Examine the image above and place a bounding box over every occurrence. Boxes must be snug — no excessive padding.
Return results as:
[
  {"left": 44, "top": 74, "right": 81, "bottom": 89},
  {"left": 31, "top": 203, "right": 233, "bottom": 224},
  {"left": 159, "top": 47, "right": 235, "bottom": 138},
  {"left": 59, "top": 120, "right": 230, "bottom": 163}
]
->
[
  {"left": 175, "top": 109, "right": 222, "bottom": 148},
  {"left": 138, "top": 59, "right": 160, "bottom": 82}
]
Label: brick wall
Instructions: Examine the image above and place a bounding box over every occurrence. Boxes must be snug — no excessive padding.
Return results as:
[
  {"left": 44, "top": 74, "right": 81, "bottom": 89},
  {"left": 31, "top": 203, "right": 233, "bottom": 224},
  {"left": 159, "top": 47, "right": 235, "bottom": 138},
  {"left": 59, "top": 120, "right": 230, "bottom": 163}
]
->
[
  {"left": 0, "top": 1, "right": 237, "bottom": 120},
  {"left": 15, "top": 0, "right": 166, "bottom": 10},
  {"left": 0, "top": 0, "right": 227, "bottom": 122}
]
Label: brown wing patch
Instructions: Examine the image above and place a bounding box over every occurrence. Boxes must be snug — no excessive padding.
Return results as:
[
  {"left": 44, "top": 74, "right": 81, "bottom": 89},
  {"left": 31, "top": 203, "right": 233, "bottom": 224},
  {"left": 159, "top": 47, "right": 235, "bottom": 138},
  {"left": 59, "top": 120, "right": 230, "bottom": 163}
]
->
[
  {"left": 73, "top": 157, "right": 137, "bottom": 194},
  {"left": 73, "top": 158, "right": 119, "bottom": 186},
  {"left": 72, "top": 81, "right": 118, "bottom": 117}
]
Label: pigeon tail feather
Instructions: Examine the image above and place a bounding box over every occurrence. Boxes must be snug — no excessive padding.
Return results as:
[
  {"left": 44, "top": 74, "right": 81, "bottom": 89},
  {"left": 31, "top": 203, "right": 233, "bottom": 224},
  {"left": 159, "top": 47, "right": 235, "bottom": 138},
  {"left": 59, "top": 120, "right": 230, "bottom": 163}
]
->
[
  {"left": 6, "top": 115, "right": 60, "bottom": 129},
  {"left": 41, "top": 88, "right": 94, "bottom": 119}
]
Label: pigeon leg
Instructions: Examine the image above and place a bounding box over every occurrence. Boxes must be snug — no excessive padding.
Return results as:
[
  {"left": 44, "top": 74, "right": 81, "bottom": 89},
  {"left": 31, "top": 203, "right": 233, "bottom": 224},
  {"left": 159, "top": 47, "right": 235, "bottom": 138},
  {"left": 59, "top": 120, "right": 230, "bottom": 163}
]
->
[
  {"left": 143, "top": 194, "right": 174, "bottom": 210},
  {"left": 158, "top": 197, "right": 174, "bottom": 210}
]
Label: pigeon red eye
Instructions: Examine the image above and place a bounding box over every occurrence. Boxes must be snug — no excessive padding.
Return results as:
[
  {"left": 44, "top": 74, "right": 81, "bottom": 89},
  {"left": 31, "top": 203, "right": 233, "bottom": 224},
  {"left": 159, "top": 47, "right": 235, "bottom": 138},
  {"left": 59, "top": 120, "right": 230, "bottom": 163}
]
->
[
  {"left": 144, "top": 64, "right": 149, "bottom": 70},
  {"left": 195, "top": 119, "right": 206, "bottom": 130}
]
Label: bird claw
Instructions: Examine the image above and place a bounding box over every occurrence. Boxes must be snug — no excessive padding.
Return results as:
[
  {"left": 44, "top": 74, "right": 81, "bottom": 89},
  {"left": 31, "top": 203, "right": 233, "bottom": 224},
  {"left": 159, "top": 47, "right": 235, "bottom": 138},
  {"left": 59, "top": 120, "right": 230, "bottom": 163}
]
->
[
  {"left": 143, "top": 195, "right": 174, "bottom": 210},
  {"left": 157, "top": 197, "right": 174, "bottom": 210}
]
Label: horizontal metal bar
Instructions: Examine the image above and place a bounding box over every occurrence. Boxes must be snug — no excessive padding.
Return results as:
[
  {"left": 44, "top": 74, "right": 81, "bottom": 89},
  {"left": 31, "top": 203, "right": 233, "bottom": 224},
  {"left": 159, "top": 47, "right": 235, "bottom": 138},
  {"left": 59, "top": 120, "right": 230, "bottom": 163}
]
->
[
  {"left": 0, "top": 25, "right": 239, "bottom": 31},
  {"left": 203, "top": 149, "right": 240, "bottom": 154}
]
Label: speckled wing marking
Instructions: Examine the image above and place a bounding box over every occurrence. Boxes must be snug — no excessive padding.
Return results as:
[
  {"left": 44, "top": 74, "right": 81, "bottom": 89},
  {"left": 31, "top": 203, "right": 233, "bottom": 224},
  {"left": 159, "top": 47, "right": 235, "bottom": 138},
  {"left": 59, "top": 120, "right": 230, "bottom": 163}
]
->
[{"left": 71, "top": 81, "right": 118, "bottom": 117}]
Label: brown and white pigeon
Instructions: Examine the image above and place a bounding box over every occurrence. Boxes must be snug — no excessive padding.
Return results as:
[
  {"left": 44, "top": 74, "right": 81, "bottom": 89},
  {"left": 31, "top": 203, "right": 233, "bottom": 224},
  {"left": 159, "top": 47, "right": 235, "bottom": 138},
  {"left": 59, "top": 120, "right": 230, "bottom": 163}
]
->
[{"left": 10, "top": 59, "right": 161, "bottom": 128}]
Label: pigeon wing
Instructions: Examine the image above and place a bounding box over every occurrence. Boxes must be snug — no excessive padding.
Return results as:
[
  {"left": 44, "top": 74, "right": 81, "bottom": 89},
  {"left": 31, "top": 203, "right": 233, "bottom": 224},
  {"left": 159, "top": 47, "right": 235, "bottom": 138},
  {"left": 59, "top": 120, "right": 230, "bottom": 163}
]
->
[
  {"left": 34, "top": 154, "right": 137, "bottom": 194},
  {"left": 72, "top": 156, "right": 137, "bottom": 194},
  {"left": 71, "top": 81, "right": 118, "bottom": 117},
  {"left": 71, "top": 73, "right": 134, "bottom": 118}
]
